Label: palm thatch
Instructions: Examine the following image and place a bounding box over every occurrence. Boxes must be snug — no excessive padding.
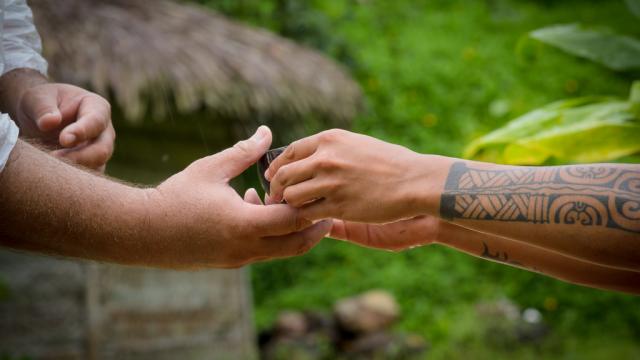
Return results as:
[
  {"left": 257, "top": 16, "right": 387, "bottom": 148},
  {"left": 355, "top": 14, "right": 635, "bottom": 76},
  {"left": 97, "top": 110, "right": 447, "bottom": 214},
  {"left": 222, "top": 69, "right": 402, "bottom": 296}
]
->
[{"left": 29, "top": 0, "right": 362, "bottom": 125}]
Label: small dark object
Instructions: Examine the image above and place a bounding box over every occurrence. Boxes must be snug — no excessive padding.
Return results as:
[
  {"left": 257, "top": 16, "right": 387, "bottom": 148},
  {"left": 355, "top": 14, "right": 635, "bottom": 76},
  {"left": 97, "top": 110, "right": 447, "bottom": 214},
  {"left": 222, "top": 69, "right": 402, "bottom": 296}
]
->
[{"left": 257, "top": 146, "right": 287, "bottom": 195}]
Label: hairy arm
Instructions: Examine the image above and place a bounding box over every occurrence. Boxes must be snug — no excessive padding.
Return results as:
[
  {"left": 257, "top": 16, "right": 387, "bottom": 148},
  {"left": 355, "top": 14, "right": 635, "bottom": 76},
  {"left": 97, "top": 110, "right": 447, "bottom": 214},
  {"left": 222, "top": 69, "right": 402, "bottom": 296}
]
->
[
  {"left": 0, "top": 140, "right": 149, "bottom": 263},
  {"left": 0, "top": 127, "right": 331, "bottom": 268},
  {"left": 431, "top": 158, "right": 640, "bottom": 271}
]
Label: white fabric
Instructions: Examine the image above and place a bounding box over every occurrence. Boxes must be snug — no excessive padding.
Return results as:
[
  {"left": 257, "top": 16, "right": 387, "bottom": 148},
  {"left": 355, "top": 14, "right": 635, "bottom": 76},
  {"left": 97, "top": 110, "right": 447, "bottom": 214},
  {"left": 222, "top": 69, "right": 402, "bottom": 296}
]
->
[
  {"left": 0, "top": 113, "right": 18, "bottom": 171},
  {"left": 0, "top": 0, "right": 48, "bottom": 172},
  {"left": 1, "top": 0, "right": 48, "bottom": 76}
]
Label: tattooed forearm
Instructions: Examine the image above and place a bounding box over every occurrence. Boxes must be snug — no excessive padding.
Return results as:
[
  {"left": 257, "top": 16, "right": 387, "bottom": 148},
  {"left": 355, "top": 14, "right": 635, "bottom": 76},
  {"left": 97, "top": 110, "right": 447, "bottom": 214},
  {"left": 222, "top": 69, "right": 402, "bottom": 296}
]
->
[
  {"left": 478, "top": 241, "right": 539, "bottom": 271},
  {"left": 440, "top": 162, "right": 640, "bottom": 233},
  {"left": 480, "top": 241, "right": 523, "bottom": 266}
]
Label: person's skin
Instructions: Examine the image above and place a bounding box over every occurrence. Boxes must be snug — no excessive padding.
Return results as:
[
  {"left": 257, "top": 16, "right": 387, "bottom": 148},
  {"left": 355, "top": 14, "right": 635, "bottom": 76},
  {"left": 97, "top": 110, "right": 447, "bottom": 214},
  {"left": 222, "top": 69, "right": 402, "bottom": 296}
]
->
[
  {"left": 330, "top": 217, "right": 640, "bottom": 295},
  {"left": 265, "top": 129, "right": 640, "bottom": 290},
  {"left": 0, "top": 68, "right": 115, "bottom": 170},
  {"left": 0, "top": 126, "right": 331, "bottom": 269}
]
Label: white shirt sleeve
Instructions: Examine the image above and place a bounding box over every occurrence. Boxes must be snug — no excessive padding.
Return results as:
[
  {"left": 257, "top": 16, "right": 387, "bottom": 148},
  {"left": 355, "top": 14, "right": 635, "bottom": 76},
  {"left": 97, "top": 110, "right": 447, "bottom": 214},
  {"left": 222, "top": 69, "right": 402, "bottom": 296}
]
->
[
  {"left": 0, "top": 114, "right": 19, "bottom": 172},
  {"left": 2, "top": 0, "right": 48, "bottom": 76}
]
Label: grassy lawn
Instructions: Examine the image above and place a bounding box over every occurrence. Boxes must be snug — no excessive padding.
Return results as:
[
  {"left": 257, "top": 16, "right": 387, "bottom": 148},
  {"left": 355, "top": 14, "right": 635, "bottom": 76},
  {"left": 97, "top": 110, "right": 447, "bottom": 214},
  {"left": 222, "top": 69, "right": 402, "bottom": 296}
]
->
[{"left": 224, "top": 0, "right": 640, "bottom": 358}]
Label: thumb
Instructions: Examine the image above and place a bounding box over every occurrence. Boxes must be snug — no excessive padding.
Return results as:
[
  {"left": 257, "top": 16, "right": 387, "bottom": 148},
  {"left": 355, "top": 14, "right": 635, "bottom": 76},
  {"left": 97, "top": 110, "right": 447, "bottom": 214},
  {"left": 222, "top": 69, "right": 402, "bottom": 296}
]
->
[
  {"left": 21, "top": 87, "right": 62, "bottom": 131},
  {"left": 216, "top": 126, "right": 272, "bottom": 180}
]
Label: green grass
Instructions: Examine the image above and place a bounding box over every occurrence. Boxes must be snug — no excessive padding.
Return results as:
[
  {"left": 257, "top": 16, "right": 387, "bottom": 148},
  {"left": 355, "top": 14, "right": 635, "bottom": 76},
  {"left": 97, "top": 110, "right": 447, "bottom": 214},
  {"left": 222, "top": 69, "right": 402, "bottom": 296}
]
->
[{"left": 199, "top": 0, "right": 640, "bottom": 357}]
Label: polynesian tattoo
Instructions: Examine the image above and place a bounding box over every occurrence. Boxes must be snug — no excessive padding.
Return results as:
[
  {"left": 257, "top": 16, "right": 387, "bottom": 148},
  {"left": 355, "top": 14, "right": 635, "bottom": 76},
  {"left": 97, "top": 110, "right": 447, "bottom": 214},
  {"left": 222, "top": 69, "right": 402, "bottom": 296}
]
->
[{"left": 440, "top": 162, "right": 640, "bottom": 233}]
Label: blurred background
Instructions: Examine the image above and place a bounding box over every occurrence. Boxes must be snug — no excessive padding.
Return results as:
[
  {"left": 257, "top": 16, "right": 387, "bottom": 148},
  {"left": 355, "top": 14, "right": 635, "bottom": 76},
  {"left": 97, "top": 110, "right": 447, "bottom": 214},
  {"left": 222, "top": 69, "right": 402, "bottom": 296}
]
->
[{"left": 1, "top": 0, "right": 639, "bottom": 359}]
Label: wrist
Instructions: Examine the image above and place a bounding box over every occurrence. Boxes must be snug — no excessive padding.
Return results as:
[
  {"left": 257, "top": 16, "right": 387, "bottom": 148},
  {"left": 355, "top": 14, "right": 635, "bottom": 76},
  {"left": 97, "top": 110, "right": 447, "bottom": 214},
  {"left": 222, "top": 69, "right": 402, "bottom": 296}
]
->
[
  {"left": 405, "top": 154, "right": 455, "bottom": 217},
  {"left": 0, "top": 68, "right": 48, "bottom": 117}
]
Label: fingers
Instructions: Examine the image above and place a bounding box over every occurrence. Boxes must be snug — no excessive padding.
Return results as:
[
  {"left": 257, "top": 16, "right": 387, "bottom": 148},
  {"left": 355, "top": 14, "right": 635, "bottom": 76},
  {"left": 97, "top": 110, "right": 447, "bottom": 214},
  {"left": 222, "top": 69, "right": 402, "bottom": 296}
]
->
[
  {"left": 249, "top": 203, "right": 313, "bottom": 237},
  {"left": 212, "top": 126, "right": 272, "bottom": 181},
  {"left": 59, "top": 94, "right": 111, "bottom": 147},
  {"left": 298, "top": 198, "right": 335, "bottom": 221},
  {"left": 281, "top": 180, "right": 326, "bottom": 207},
  {"left": 20, "top": 87, "right": 62, "bottom": 131},
  {"left": 264, "top": 133, "right": 323, "bottom": 181},
  {"left": 329, "top": 216, "right": 438, "bottom": 251},
  {"left": 244, "top": 188, "right": 263, "bottom": 205},
  {"left": 51, "top": 124, "right": 115, "bottom": 169},
  {"left": 328, "top": 219, "right": 349, "bottom": 240},
  {"left": 269, "top": 159, "right": 318, "bottom": 202},
  {"left": 258, "top": 219, "right": 332, "bottom": 259},
  {"left": 264, "top": 192, "right": 276, "bottom": 205}
]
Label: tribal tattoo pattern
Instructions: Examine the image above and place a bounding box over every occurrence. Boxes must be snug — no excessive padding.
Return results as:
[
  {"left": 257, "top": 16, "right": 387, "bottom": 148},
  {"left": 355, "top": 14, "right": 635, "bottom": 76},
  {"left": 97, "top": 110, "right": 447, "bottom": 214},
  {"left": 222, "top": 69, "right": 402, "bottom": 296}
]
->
[{"left": 440, "top": 162, "right": 640, "bottom": 233}]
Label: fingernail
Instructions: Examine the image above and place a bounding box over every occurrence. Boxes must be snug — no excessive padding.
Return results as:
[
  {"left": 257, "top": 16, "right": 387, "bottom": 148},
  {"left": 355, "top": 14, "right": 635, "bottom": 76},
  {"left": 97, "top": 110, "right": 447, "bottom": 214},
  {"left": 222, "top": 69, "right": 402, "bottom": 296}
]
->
[
  {"left": 253, "top": 126, "right": 268, "bottom": 141},
  {"left": 264, "top": 169, "right": 272, "bottom": 181},
  {"left": 62, "top": 133, "right": 76, "bottom": 146}
]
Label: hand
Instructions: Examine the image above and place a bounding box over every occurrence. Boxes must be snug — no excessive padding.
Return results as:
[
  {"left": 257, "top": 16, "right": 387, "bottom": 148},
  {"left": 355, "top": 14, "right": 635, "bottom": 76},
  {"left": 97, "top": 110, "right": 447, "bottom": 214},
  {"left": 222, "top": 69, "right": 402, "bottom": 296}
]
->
[
  {"left": 147, "top": 126, "right": 332, "bottom": 268},
  {"left": 15, "top": 83, "right": 115, "bottom": 170},
  {"left": 329, "top": 216, "right": 439, "bottom": 252},
  {"left": 265, "top": 129, "right": 427, "bottom": 223}
]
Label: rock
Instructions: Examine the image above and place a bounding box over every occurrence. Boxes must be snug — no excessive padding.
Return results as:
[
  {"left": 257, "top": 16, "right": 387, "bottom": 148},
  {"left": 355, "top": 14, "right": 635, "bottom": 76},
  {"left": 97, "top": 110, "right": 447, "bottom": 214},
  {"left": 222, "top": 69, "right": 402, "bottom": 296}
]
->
[
  {"left": 334, "top": 290, "right": 400, "bottom": 334},
  {"left": 475, "top": 299, "right": 548, "bottom": 348},
  {"left": 274, "top": 311, "right": 308, "bottom": 338}
]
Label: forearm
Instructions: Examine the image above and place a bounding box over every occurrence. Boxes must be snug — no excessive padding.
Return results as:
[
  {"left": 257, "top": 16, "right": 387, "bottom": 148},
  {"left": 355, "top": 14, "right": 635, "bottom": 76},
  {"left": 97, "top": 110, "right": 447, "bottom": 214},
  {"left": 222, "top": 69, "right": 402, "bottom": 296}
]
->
[
  {"left": 415, "top": 155, "right": 640, "bottom": 271},
  {"left": 0, "top": 140, "right": 154, "bottom": 265},
  {"left": 0, "top": 68, "right": 48, "bottom": 118},
  {"left": 436, "top": 221, "right": 640, "bottom": 295}
]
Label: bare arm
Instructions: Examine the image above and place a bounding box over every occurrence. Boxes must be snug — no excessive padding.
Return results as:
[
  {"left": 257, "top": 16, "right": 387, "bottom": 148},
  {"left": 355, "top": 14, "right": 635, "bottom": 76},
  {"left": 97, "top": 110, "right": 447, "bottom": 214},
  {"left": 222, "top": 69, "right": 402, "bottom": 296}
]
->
[
  {"left": 432, "top": 158, "right": 640, "bottom": 271},
  {"left": 0, "top": 127, "right": 331, "bottom": 268},
  {"left": 435, "top": 221, "right": 640, "bottom": 295},
  {"left": 330, "top": 217, "right": 640, "bottom": 295},
  {"left": 0, "top": 140, "right": 148, "bottom": 262},
  {"left": 265, "top": 129, "right": 640, "bottom": 272}
]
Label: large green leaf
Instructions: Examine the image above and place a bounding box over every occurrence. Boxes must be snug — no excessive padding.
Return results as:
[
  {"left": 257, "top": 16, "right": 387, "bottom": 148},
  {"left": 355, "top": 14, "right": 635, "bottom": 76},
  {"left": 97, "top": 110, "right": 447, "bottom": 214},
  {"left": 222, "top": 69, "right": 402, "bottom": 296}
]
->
[
  {"left": 465, "top": 82, "right": 640, "bottom": 165},
  {"left": 529, "top": 24, "right": 640, "bottom": 71}
]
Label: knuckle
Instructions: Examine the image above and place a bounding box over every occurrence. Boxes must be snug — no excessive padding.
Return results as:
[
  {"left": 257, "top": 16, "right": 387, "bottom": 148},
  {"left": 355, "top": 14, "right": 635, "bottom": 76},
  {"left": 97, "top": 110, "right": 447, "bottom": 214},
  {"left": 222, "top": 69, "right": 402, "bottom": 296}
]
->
[
  {"left": 315, "top": 157, "right": 334, "bottom": 170},
  {"left": 292, "top": 210, "right": 306, "bottom": 231},
  {"left": 282, "top": 188, "right": 299, "bottom": 207},
  {"left": 295, "top": 238, "right": 314, "bottom": 256},
  {"left": 283, "top": 142, "right": 297, "bottom": 160},
  {"left": 274, "top": 165, "right": 289, "bottom": 184},
  {"left": 320, "top": 128, "right": 345, "bottom": 142},
  {"left": 233, "top": 140, "right": 251, "bottom": 155}
]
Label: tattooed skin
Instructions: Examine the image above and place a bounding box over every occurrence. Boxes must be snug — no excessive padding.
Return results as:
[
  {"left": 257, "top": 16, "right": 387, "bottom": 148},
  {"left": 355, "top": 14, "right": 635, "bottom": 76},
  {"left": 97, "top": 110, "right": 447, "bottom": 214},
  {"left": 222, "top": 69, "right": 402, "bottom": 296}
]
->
[
  {"left": 440, "top": 163, "right": 640, "bottom": 234},
  {"left": 480, "top": 241, "right": 523, "bottom": 266}
]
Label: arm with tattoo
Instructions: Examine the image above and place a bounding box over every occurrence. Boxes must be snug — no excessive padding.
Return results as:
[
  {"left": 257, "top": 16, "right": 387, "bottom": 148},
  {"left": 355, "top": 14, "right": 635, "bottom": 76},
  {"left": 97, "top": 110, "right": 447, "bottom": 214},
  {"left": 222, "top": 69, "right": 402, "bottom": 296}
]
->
[
  {"left": 437, "top": 160, "right": 640, "bottom": 271},
  {"left": 329, "top": 216, "right": 640, "bottom": 294},
  {"left": 264, "top": 129, "right": 640, "bottom": 274},
  {"left": 436, "top": 221, "right": 640, "bottom": 295}
]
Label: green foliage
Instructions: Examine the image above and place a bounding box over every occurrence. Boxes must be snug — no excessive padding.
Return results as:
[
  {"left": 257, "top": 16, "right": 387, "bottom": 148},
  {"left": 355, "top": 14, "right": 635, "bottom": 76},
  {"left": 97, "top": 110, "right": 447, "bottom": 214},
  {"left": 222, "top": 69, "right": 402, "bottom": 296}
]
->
[
  {"left": 529, "top": 24, "right": 640, "bottom": 71},
  {"left": 193, "top": 0, "right": 640, "bottom": 358},
  {"left": 465, "top": 82, "right": 640, "bottom": 164},
  {"left": 625, "top": 0, "right": 640, "bottom": 18}
]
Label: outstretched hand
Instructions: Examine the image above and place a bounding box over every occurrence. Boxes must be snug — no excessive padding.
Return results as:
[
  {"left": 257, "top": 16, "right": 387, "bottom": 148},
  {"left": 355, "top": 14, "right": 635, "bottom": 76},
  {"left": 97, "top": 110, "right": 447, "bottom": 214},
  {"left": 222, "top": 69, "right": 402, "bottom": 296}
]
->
[
  {"left": 148, "top": 126, "right": 331, "bottom": 268},
  {"left": 265, "top": 129, "right": 430, "bottom": 223},
  {"left": 329, "top": 216, "right": 439, "bottom": 252}
]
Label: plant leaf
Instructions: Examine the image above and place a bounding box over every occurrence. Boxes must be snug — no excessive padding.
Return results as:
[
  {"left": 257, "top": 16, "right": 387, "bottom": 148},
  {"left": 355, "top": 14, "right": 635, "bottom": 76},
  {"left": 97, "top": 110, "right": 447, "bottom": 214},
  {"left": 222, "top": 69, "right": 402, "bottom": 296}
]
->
[
  {"left": 465, "top": 84, "right": 640, "bottom": 165},
  {"left": 530, "top": 24, "right": 640, "bottom": 71}
]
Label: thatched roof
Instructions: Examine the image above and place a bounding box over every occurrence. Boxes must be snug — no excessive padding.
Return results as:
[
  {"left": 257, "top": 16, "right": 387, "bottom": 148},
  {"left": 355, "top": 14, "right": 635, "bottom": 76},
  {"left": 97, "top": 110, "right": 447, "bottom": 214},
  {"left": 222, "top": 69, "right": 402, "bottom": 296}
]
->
[{"left": 29, "top": 0, "right": 362, "bottom": 124}]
